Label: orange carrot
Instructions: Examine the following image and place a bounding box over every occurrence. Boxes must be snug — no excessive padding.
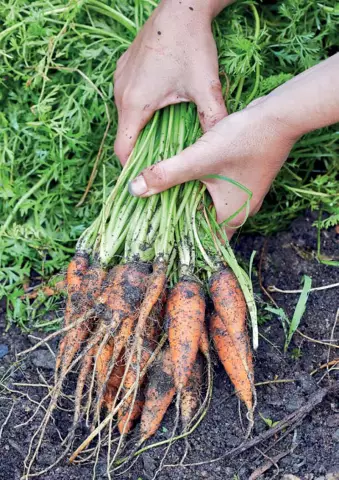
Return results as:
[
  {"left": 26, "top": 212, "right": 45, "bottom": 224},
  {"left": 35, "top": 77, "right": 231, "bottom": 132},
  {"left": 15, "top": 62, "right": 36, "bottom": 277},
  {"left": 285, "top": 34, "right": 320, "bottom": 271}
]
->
[
  {"left": 92, "top": 263, "right": 151, "bottom": 413},
  {"left": 140, "top": 347, "right": 176, "bottom": 442},
  {"left": 55, "top": 253, "right": 89, "bottom": 373},
  {"left": 95, "top": 340, "right": 114, "bottom": 391},
  {"left": 181, "top": 357, "right": 203, "bottom": 429},
  {"left": 167, "top": 278, "right": 205, "bottom": 391},
  {"left": 97, "top": 263, "right": 150, "bottom": 325},
  {"left": 118, "top": 314, "right": 160, "bottom": 420},
  {"left": 58, "top": 263, "right": 105, "bottom": 376},
  {"left": 73, "top": 345, "right": 96, "bottom": 425},
  {"left": 23, "top": 280, "right": 67, "bottom": 300},
  {"left": 199, "top": 323, "right": 210, "bottom": 358},
  {"left": 209, "top": 268, "right": 254, "bottom": 411},
  {"left": 104, "top": 353, "right": 126, "bottom": 411},
  {"left": 135, "top": 261, "right": 167, "bottom": 336},
  {"left": 210, "top": 312, "right": 253, "bottom": 412}
]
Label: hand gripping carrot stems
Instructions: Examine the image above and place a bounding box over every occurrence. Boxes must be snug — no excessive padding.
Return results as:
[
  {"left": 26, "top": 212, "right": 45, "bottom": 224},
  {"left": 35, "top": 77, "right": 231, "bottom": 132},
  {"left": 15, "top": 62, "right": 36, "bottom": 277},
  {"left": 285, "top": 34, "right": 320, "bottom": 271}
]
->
[{"left": 22, "top": 104, "right": 257, "bottom": 478}]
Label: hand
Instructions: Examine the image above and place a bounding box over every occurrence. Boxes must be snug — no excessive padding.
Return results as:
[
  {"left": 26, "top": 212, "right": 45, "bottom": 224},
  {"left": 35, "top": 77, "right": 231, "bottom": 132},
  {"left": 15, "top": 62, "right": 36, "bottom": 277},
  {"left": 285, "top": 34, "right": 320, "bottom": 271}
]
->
[
  {"left": 128, "top": 99, "right": 297, "bottom": 237},
  {"left": 128, "top": 54, "right": 339, "bottom": 236},
  {"left": 114, "top": 0, "right": 228, "bottom": 164}
]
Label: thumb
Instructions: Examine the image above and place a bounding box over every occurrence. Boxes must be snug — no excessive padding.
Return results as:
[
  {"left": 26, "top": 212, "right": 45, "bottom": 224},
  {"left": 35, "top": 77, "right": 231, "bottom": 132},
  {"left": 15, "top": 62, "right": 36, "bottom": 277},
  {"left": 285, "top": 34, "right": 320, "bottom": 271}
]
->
[
  {"left": 128, "top": 136, "right": 220, "bottom": 197},
  {"left": 114, "top": 106, "right": 154, "bottom": 165},
  {"left": 193, "top": 80, "right": 227, "bottom": 132}
]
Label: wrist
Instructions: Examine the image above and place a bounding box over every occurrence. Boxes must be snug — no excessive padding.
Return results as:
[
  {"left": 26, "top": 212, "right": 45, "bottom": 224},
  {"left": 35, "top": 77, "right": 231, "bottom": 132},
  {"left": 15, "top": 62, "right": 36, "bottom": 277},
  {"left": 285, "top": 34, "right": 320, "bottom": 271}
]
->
[{"left": 254, "top": 96, "right": 304, "bottom": 144}]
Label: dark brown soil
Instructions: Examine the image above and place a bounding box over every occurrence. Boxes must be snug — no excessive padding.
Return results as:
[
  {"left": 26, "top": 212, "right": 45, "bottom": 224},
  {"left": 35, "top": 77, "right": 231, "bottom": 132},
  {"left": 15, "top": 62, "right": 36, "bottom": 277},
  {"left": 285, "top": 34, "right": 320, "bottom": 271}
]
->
[{"left": 0, "top": 212, "right": 338, "bottom": 480}]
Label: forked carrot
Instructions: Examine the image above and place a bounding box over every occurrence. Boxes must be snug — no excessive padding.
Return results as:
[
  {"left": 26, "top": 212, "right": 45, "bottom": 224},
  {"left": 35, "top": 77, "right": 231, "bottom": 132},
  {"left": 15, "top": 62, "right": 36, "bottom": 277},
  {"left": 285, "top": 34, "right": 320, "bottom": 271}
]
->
[
  {"left": 92, "top": 263, "right": 151, "bottom": 415},
  {"left": 210, "top": 312, "right": 253, "bottom": 412}
]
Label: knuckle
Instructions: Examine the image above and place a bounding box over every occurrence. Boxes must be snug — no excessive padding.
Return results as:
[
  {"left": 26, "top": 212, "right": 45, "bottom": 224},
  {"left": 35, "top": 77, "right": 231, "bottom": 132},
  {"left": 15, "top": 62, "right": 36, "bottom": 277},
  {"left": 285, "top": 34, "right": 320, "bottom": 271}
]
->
[{"left": 143, "top": 162, "right": 168, "bottom": 188}]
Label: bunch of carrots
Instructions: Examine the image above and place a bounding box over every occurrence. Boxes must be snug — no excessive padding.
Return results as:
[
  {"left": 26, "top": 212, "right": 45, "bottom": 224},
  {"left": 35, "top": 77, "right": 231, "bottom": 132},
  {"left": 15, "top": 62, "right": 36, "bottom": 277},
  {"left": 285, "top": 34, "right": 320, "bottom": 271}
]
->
[{"left": 22, "top": 104, "right": 257, "bottom": 478}]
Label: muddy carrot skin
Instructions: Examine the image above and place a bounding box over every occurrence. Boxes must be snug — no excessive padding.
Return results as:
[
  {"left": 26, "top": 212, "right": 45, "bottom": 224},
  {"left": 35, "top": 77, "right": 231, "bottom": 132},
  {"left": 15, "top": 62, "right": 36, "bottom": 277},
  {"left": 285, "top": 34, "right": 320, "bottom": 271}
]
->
[
  {"left": 135, "top": 261, "right": 167, "bottom": 335},
  {"left": 180, "top": 357, "right": 203, "bottom": 429},
  {"left": 58, "top": 263, "right": 106, "bottom": 376},
  {"left": 167, "top": 278, "right": 205, "bottom": 391},
  {"left": 96, "top": 263, "right": 151, "bottom": 330},
  {"left": 55, "top": 253, "right": 89, "bottom": 373},
  {"left": 140, "top": 347, "right": 176, "bottom": 442}
]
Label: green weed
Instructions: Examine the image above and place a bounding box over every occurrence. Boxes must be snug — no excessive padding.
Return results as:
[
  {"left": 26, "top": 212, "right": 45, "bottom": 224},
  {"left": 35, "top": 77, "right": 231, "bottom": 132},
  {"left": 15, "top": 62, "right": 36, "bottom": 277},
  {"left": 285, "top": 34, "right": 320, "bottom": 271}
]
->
[{"left": 0, "top": 0, "right": 338, "bottom": 326}]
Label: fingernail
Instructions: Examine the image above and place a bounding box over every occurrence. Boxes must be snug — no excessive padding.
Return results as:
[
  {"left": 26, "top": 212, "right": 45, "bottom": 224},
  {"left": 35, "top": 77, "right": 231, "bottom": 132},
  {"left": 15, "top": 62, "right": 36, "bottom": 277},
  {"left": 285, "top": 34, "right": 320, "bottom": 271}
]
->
[{"left": 128, "top": 175, "right": 148, "bottom": 197}]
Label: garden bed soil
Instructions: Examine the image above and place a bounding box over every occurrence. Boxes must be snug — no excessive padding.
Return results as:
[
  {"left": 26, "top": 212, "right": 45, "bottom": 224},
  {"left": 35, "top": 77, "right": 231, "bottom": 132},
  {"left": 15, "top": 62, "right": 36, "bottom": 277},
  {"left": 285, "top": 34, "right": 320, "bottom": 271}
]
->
[{"left": 0, "top": 212, "right": 338, "bottom": 480}]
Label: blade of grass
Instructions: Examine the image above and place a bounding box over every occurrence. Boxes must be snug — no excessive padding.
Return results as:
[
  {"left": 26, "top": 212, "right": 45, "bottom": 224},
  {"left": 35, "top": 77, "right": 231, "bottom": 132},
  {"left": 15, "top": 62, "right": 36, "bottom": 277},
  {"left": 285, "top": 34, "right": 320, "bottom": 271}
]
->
[{"left": 285, "top": 275, "right": 312, "bottom": 351}]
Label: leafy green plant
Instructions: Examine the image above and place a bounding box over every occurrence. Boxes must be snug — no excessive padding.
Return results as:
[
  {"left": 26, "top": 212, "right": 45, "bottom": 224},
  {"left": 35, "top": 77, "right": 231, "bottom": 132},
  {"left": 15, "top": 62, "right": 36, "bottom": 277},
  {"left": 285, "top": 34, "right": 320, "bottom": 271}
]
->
[
  {"left": 265, "top": 275, "right": 312, "bottom": 350},
  {"left": 0, "top": 0, "right": 338, "bottom": 327},
  {"left": 259, "top": 412, "right": 280, "bottom": 428},
  {"left": 291, "top": 347, "right": 303, "bottom": 360}
]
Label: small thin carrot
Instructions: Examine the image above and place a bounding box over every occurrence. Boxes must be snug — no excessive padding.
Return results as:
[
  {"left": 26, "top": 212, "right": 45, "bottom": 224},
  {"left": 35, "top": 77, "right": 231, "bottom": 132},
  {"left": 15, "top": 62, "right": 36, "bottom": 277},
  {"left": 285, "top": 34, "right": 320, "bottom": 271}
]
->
[
  {"left": 95, "top": 340, "right": 114, "bottom": 391},
  {"left": 22, "top": 280, "right": 66, "bottom": 300},
  {"left": 167, "top": 278, "right": 205, "bottom": 391},
  {"left": 210, "top": 312, "right": 253, "bottom": 412},
  {"left": 140, "top": 347, "right": 176, "bottom": 442},
  {"left": 73, "top": 345, "right": 96, "bottom": 426},
  {"left": 199, "top": 322, "right": 210, "bottom": 358}
]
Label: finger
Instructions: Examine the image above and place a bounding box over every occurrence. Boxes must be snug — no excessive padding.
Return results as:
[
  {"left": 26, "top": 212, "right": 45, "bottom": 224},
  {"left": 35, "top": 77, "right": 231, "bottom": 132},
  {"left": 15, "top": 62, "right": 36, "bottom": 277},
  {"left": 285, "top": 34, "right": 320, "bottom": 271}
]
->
[
  {"left": 114, "top": 106, "right": 154, "bottom": 165},
  {"left": 128, "top": 136, "right": 220, "bottom": 197},
  {"left": 192, "top": 80, "right": 227, "bottom": 132}
]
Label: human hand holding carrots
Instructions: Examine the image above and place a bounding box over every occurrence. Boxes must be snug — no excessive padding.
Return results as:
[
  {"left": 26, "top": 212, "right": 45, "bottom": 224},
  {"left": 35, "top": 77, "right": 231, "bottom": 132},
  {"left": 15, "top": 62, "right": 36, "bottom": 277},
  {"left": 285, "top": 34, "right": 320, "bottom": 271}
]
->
[{"left": 126, "top": 54, "right": 339, "bottom": 236}]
